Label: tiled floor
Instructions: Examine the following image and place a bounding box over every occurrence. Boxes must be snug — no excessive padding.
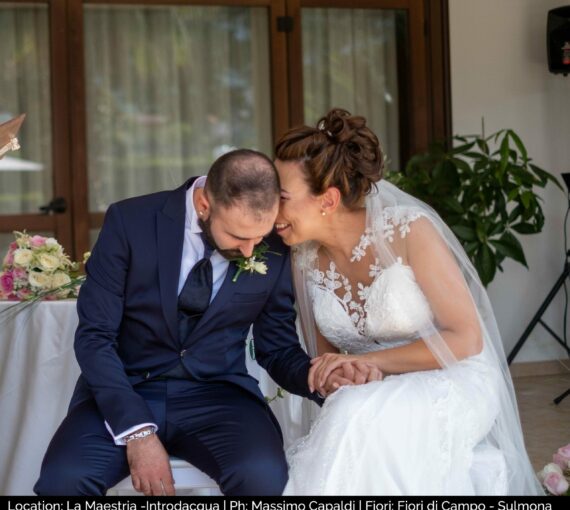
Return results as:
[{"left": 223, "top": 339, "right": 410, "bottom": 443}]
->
[{"left": 513, "top": 371, "right": 570, "bottom": 471}]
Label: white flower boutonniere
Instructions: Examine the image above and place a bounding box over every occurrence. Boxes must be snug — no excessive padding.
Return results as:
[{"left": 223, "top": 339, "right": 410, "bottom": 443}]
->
[{"left": 232, "top": 242, "right": 280, "bottom": 283}]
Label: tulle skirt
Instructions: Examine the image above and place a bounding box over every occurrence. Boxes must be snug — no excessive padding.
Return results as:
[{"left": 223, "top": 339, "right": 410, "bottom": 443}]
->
[{"left": 283, "top": 353, "right": 507, "bottom": 495}]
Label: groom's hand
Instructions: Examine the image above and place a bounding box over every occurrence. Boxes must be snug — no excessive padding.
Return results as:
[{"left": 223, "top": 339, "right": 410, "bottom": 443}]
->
[{"left": 126, "top": 432, "right": 175, "bottom": 496}]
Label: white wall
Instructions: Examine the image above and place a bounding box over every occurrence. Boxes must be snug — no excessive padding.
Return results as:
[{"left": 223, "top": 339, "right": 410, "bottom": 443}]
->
[{"left": 449, "top": 0, "right": 570, "bottom": 362}]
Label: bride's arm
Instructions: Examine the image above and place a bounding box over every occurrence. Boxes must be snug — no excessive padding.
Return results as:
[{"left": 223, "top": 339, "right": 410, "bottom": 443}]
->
[
  {"left": 309, "top": 218, "right": 483, "bottom": 391},
  {"left": 368, "top": 217, "right": 482, "bottom": 373}
]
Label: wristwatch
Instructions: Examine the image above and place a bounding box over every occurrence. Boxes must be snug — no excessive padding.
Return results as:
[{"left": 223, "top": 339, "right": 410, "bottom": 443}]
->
[{"left": 124, "top": 427, "right": 155, "bottom": 443}]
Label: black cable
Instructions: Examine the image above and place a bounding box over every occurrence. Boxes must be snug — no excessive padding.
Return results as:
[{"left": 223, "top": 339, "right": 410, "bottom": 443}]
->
[{"left": 562, "top": 190, "right": 570, "bottom": 345}]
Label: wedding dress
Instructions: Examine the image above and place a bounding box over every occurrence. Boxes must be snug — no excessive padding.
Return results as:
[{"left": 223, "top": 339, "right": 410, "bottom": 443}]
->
[{"left": 283, "top": 182, "right": 542, "bottom": 495}]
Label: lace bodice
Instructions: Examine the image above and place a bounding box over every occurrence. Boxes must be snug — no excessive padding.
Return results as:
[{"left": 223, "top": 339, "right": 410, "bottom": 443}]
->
[{"left": 306, "top": 207, "right": 434, "bottom": 354}]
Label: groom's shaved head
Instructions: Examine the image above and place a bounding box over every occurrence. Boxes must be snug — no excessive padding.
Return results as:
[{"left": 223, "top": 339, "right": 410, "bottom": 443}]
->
[{"left": 205, "top": 149, "right": 280, "bottom": 216}]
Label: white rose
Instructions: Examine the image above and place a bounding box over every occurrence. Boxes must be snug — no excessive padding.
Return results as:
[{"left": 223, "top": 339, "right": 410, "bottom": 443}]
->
[
  {"left": 51, "top": 271, "right": 71, "bottom": 289},
  {"left": 253, "top": 261, "right": 268, "bottom": 275},
  {"left": 537, "top": 462, "right": 564, "bottom": 482},
  {"left": 28, "top": 271, "right": 52, "bottom": 289},
  {"left": 13, "top": 249, "right": 33, "bottom": 268},
  {"left": 38, "top": 253, "right": 61, "bottom": 272},
  {"left": 44, "top": 237, "right": 59, "bottom": 248}
]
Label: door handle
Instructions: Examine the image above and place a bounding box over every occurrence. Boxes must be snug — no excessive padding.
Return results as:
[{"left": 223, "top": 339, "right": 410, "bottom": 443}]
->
[{"left": 39, "top": 197, "right": 67, "bottom": 214}]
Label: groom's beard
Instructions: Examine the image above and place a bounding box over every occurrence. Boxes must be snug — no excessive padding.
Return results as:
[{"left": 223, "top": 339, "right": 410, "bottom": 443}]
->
[{"left": 198, "top": 217, "right": 244, "bottom": 260}]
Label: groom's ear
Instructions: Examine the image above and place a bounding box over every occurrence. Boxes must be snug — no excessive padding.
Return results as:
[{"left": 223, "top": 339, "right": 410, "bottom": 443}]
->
[
  {"left": 320, "top": 187, "right": 341, "bottom": 215},
  {"left": 196, "top": 188, "right": 212, "bottom": 219}
]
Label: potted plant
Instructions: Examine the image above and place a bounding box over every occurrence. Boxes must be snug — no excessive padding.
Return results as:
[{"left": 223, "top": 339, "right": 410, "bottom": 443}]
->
[{"left": 386, "top": 127, "right": 562, "bottom": 286}]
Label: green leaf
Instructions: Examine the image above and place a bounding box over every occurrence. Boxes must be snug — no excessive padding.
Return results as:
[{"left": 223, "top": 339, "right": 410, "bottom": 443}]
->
[
  {"left": 451, "top": 141, "right": 475, "bottom": 155},
  {"left": 451, "top": 225, "right": 477, "bottom": 241},
  {"left": 475, "top": 244, "right": 496, "bottom": 286},
  {"left": 475, "top": 221, "right": 487, "bottom": 243},
  {"left": 465, "top": 151, "right": 486, "bottom": 160},
  {"left": 491, "top": 129, "right": 506, "bottom": 143},
  {"left": 450, "top": 156, "right": 471, "bottom": 174},
  {"left": 530, "top": 164, "right": 563, "bottom": 191},
  {"left": 521, "top": 191, "right": 532, "bottom": 209},
  {"left": 464, "top": 241, "right": 479, "bottom": 254},
  {"left": 499, "top": 135, "right": 510, "bottom": 175},
  {"left": 508, "top": 130, "right": 527, "bottom": 161},
  {"left": 508, "top": 205, "right": 523, "bottom": 223},
  {"left": 490, "top": 231, "right": 528, "bottom": 267},
  {"left": 475, "top": 138, "right": 490, "bottom": 155},
  {"left": 511, "top": 222, "right": 538, "bottom": 234},
  {"left": 489, "top": 222, "right": 504, "bottom": 237},
  {"left": 442, "top": 197, "right": 464, "bottom": 214}
]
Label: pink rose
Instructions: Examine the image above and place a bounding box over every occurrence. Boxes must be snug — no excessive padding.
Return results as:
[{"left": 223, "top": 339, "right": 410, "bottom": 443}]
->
[
  {"left": 544, "top": 471, "right": 569, "bottom": 495},
  {"left": 553, "top": 453, "right": 570, "bottom": 470},
  {"left": 15, "top": 288, "right": 32, "bottom": 300},
  {"left": 30, "top": 235, "right": 46, "bottom": 247},
  {"left": 13, "top": 267, "right": 27, "bottom": 280},
  {"left": 9, "top": 242, "right": 17, "bottom": 251},
  {"left": 3, "top": 251, "right": 14, "bottom": 266},
  {"left": 0, "top": 271, "right": 14, "bottom": 295},
  {"left": 554, "top": 444, "right": 570, "bottom": 466}
]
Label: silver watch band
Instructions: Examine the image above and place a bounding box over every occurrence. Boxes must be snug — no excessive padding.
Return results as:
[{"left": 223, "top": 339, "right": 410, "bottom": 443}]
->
[{"left": 124, "top": 427, "right": 154, "bottom": 443}]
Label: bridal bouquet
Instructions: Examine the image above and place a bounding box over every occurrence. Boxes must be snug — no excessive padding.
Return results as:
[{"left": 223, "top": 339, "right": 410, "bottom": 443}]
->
[
  {"left": 538, "top": 444, "right": 570, "bottom": 495},
  {"left": 0, "top": 231, "right": 87, "bottom": 301}
]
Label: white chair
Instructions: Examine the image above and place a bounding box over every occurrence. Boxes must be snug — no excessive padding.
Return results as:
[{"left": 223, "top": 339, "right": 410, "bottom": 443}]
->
[{"left": 107, "top": 457, "right": 222, "bottom": 496}]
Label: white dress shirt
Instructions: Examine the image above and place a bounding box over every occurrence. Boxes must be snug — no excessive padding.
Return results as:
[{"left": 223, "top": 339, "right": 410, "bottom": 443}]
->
[{"left": 109, "top": 176, "right": 229, "bottom": 444}]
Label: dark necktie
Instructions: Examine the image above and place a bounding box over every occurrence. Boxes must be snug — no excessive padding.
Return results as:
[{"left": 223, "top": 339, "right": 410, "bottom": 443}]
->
[{"left": 178, "top": 232, "right": 214, "bottom": 342}]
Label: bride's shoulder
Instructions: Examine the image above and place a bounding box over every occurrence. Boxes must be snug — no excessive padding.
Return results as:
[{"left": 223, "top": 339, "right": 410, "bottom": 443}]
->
[{"left": 373, "top": 205, "right": 431, "bottom": 242}]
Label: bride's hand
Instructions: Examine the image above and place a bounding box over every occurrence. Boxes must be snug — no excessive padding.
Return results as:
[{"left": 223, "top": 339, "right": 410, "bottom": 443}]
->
[{"left": 309, "top": 354, "right": 382, "bottom": 394}]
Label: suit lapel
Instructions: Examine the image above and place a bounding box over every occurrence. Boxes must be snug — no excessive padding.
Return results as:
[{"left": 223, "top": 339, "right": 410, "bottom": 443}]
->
[{"left": 157, "top": 178, "right": 196, "bottom": 345}]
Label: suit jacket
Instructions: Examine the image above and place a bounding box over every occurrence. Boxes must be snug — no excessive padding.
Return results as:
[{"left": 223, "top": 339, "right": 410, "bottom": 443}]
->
[{"left": 71, "top": 178, "right": 320, "bottom": 436}]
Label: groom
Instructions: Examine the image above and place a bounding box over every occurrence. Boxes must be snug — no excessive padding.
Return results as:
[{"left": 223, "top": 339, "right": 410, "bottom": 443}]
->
[{"left": 34, "top": 149, "right": 361, "bottom": 496}]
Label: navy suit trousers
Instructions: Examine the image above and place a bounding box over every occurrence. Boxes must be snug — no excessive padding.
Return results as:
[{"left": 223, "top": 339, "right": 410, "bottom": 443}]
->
[{"left": 34, "top": 379, "right": 288, "bottom": 496}]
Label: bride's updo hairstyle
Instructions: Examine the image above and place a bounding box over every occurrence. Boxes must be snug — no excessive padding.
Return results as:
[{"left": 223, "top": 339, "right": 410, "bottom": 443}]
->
[{"left": 274, "top": 108, "right": 384, "bottom": 209}]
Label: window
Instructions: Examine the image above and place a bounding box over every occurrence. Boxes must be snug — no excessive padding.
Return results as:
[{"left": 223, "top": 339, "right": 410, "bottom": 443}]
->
[{"left": 0, "top": 0, "right": 450, "bottom": 258}]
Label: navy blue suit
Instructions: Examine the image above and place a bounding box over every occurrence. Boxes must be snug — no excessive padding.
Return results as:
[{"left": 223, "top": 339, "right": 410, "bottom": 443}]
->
[{"left": 34, "top": 178, "right": 320, "bottom": 495}]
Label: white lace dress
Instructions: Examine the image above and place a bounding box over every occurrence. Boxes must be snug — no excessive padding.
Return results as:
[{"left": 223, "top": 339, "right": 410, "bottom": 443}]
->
[{"left": 283, "top": 213, "right": 507, "bottom": 495}]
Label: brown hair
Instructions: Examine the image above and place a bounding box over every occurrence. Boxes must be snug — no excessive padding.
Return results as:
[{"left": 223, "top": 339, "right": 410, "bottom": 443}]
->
[{"left": 274, "top": 108, "right": 384, "bottom": 209}]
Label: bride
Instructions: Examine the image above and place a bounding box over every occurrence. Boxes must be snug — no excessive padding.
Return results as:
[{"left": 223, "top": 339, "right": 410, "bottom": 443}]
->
[{"left": 272, "top": 108, "right": 542, "bottom": 495}]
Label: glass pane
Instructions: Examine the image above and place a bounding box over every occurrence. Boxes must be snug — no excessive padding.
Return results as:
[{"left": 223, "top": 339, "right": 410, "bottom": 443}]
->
[
  {"left": 0, "top": 3, "right": 52, "bottom": 214},
  {"left": 302, "top": 8, "right": 405, "bottom": 170},
  {"left": 84, "top": 5, "right": 272, "bottom": 212},
  {"left": 89, "top": 229, "right": 100, "bottom": 249}
]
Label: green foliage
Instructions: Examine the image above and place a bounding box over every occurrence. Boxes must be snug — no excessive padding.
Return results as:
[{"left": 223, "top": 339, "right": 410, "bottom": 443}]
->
[{"left": 386, "top": 129, "right": 562, "bottom": 286}]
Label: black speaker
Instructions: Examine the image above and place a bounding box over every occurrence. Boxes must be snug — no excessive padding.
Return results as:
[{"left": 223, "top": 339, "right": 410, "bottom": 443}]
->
[{"left": 547, "top": 6, "right": 570, "bottom": 75}]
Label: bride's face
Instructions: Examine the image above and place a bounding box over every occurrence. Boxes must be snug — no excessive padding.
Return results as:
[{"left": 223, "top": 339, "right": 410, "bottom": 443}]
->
[{"left": 274, "top": 159, "right": 322, "bottom": 246}]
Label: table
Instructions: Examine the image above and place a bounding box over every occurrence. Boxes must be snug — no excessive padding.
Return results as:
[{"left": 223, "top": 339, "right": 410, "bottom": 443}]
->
[
  {"left": 0, "top": 301, "right": 80, "bottom": 495},
  {"left": 0, "top": 300, "right": 314, "bottom": 495}
]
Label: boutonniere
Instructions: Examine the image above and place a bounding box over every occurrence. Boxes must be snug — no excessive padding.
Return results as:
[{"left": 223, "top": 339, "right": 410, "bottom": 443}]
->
[{"left": 231, "top": 242, "right": 280, "bottom": 283}]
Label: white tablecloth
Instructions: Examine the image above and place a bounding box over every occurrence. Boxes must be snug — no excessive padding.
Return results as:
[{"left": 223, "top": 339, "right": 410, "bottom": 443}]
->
[
  {"left": 0, "top": 301, "right": 80, "bottom": 495},
  {"left": 0, "top": 300, "right": 313, "bottom": 495}
]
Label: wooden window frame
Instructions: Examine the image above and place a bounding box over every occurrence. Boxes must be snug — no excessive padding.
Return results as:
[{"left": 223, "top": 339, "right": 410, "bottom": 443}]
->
[
  {"left": 0, "top": 0, "right": 74, "bottom": 254},
  {"left": 284, "top": 0, "right": 451, "bottom": 160},
  {"left": 0, "top": 0, "right": 450, "bottom": 259}
]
